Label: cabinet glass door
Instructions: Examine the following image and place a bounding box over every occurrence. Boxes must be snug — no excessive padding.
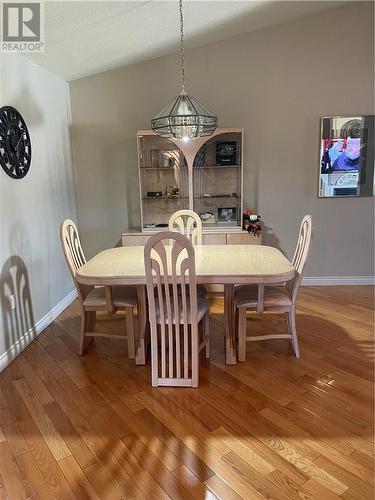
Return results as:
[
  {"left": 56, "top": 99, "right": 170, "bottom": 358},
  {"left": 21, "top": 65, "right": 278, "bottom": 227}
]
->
[
  {"left": 138, "top": 135, "right": 189, "bottom": 229},
  {"left": 193, "top": 132, "right": 242, "bottom": 228}
]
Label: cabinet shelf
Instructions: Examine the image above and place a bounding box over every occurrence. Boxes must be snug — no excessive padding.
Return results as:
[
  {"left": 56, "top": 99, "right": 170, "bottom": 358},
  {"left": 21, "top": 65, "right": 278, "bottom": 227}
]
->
[
  {"left": 141, "top": 167, "right": 187, "bottom": 171},
  {"left": 141, "top": 165, "right": 239, "bottom": 171},
  {"left": 142, "top": 195, "right": 240, "bottom": 201},
  {"left": 140, "top": 165, "right": 241, "bottom": 172},
  {"left": 194, "top": 195, "right": 239, "bottom": 199},
  {"left": 195, "top": 164, "right": 240, "bottom": 169},
  {"left": 142, "top": 196, "right": 188, "bottom": 200}
]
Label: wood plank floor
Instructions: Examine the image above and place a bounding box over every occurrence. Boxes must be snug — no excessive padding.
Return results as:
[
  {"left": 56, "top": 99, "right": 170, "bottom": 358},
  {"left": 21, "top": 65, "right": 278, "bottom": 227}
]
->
[{"left": 0, "top": 286, "right": 373, "bottom": 499}]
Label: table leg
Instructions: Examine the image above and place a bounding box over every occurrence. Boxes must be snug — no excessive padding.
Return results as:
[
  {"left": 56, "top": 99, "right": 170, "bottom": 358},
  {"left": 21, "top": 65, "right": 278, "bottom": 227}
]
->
[
  {"left": 256, "top": 284, "right": 264, "bottom": 315},
  {"left": 224, "top": 284, "right": 237, "bottom": 365},
  {"left": 135, "top": 285, "right": 148, "bottom": 365}
]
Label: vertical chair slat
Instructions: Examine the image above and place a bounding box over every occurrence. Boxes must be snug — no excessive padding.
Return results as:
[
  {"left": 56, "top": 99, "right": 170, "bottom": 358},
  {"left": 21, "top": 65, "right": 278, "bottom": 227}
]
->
[
  {"left": 151, "top": 259, "right": 166, "bottom": 378},
  {"left": 181, "top": 269, "right": 189, "bottom": 379},
  {"left": 171, "top": 244, "right": 182, "bottom": 379}
]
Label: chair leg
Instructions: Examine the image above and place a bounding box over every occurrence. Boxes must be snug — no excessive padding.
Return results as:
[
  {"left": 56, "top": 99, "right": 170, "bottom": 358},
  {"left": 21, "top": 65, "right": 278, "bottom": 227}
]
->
[
  {"left": 238, "top": 307, "right": 247, "bottom": 362},
  {"left": 88, "top": 311, "right": 96, "bottom": 332},
  {"left": 238, "top": 307, "right": 246, "bottom": 361},
  {"left": 285, "top": 312, "right": 290, "bottom": 334},
  {"left": 192, "top": 325, "right": 199, "bottom": 388},
  {"left": 79, "top": 310, "right": 93, "bottom": 356},
  {"left": 288, "top": 308, "right": 300, "bottom": 358},
  {"left": 204, "top": 313, "right": 210, "bottom": 359},
  {"left": 125, "top": 307, "right": 136, "bottom": 359},
  {"left": 150, "top": 323, "right": 159, "bottom": 387}
]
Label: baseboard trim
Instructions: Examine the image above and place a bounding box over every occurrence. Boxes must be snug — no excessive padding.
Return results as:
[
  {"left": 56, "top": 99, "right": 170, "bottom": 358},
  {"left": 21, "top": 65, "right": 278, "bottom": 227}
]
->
[
  {"left": 302, "top": 276, "right": 375, "bottom": 286},
  {"left": 0, "top": 289, "right": 77, "bottom": 373}
]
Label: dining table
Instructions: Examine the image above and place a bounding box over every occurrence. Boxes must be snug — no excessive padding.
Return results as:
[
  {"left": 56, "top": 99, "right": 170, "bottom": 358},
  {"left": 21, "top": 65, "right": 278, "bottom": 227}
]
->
[{"left": 76, "top": 244, "right": 295, "bottom": 365}]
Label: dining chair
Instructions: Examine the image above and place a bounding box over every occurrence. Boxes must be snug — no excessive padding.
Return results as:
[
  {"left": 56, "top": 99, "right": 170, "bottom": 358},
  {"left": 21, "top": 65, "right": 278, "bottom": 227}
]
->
[
  {"left": 168, "top": 210, "right": 203, "bottom": 245},
  {"left": 235, "top": 215, "right": 313, "bottom": 360},
  {"left": 144, "top": 231, "right": 210, "bottom": 387},
  {"left": 60, "top": 219, "right": 137, "bottom": 357},
  {"left": 169, "top": 209, "right": 208, "bottom": 299}
]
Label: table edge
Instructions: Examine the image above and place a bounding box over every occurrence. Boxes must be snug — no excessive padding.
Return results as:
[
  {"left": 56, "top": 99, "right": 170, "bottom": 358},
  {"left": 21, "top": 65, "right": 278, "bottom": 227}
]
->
[{"left": 76, "top": 268, "right": 296, "bottom": 286}]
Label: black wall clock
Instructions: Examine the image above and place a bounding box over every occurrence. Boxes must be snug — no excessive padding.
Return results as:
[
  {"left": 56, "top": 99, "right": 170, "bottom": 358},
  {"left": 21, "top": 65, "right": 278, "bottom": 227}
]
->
[{"left": 0, "top": 106, "right": 32, "bottom": 179}]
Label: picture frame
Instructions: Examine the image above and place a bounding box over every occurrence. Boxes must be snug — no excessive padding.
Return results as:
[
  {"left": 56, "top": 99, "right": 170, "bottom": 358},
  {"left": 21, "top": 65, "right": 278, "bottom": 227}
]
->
[
  {"left": 215, "top": 141, "right": 237, "bottom": 165},
  {"left": 318, "top": 116, "right": 374, "bottom": 198},
  {"left": 218, "top": 207, "right": 237, "bottom": 222}
]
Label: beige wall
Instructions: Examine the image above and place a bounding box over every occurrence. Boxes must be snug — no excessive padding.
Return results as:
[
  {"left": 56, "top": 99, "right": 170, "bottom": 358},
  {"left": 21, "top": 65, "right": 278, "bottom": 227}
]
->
[
  {"left": 0, "top": 53, "right": 77, "bottom": 363},
  {"left": 70, "top": 1, "right": 374, "bottom": 277}
]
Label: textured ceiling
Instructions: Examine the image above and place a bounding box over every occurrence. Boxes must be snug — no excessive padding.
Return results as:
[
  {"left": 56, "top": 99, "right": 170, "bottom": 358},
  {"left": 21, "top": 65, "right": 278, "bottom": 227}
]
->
[{"left": 26, "top": 0, "right": 345, "bottom": 81}]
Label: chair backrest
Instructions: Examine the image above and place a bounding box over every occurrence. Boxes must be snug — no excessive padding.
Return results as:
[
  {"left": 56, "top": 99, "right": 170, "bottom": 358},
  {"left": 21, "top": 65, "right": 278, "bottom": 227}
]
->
[
  {"left": 144, "top": 231, "right": 199, "bottom": 387},
  {"left": 168, "top": 210, "right": 203, "bottom": 245},
  {"left": 60, "top": 219, "right": 87, "bottom": 301},
  {"left": 288, "top": 215, "right": 313, "bottom": 302}
]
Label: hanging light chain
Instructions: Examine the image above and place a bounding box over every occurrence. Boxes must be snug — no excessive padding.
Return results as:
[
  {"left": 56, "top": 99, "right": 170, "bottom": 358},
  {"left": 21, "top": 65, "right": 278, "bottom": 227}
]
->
[
  {"left": 151, "top": 0, "right": 218, "bottom": 138},
  {"left": 179, "top": 0, "right": 185, "bottom": 93}
]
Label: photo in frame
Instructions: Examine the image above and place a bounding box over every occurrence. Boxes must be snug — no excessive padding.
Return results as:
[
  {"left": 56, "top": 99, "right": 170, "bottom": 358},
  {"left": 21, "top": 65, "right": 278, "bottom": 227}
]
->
[
  {"left": 318, "top": 116, "right": 374, "bottom": 197},
  {"left": 218, "top": 207, "right": 237, "bottom": 223}
]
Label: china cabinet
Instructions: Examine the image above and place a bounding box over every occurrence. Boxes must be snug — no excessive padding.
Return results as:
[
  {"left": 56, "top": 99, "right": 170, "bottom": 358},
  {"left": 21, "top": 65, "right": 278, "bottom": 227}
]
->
[{"left": 137, "top": 128, "right": 244, "bottom": 230}]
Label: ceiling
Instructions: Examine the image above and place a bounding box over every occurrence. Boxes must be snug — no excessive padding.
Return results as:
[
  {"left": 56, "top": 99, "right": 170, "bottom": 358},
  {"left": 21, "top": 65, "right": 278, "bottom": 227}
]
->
[{"left": 26, "top": 0, "right": 345, "bottom": 81}]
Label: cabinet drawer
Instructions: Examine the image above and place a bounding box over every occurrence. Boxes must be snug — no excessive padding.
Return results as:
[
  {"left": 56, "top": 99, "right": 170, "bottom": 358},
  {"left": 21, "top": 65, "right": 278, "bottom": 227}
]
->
[
  {"left": 227, "top": 233, "right": 261, "bottom": 245},
  {"left": 202, "top": 233, "right": 227, "bottom": 245},
  {"left": 122, "top": 235, "right": 150, "bottom": 246}
]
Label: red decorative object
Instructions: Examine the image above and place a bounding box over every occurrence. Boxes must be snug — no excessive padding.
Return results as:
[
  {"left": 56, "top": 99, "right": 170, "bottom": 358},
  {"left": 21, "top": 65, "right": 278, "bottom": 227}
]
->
[{"left": 243, "top": 209, "right": 261, "bottom": 236}]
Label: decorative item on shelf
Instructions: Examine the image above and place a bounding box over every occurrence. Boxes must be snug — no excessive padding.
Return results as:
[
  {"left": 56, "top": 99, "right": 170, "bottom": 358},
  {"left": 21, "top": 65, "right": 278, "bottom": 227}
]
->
[
  {"left": 0, "top": 106, "right": 32, "bottom": 179},
  {"left": 218, "top": 207, "right": 237, "bottom": 223},
  {"left": 146, "top": 191, "right": 163, "bottom": 198},
  {"left": 216, "top": 141, "right": 237, "bottom": 165},
  {"left": 144, "top": 223, "right": 168, "bottom": 228},
  {"left": 199, "top": 212, "right": 216, "bottom": 224},
  {"left": 165, "top": 185, "right": 180, "bottom": 198},
  {"left": 243, "top": 209, "right": 261, "bottom": 236},
  {"left": 151, "top": 150, "right": 176, "bottom": 168},
  {"left": 151, "top": 0, "right": 217, "bottom": 140}
]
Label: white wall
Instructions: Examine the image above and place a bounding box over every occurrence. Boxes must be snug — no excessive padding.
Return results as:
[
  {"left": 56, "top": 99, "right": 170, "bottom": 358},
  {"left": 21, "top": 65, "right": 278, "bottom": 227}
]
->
[
  {"left": 70, "top": 2, "right": 374, "bottom": 279},
  {"left": 0, "top": 53, "right": 78, "bottom": 368}
]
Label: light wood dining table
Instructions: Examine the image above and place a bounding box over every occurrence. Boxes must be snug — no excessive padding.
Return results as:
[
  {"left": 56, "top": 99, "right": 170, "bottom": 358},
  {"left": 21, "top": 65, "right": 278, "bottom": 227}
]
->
[{"left": 76, "top": 244, "right": 295, "bottom": 365}]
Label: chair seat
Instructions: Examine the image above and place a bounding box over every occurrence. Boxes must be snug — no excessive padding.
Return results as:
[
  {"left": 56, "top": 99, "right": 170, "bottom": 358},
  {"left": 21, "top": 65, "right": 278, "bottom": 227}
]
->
[
  {"left": 235, "top": 285, "right": 292, "bottom": 309},
  {"left": 155, "top": 297, "right": 209, "bottom": 324},
  {"left": 83, "top": 286, "right": 137, "bottom": 308}
]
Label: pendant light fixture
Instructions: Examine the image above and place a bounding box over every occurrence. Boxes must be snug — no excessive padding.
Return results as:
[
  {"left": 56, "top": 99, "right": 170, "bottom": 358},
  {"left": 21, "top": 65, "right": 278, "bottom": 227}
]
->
[{"left": 151, "top": 0, "right": 218, "bottom": 141}]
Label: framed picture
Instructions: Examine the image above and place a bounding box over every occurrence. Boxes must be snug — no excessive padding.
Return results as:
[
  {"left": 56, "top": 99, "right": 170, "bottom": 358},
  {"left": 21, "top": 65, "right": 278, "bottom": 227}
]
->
[
  {"left": 318, "top": 116, "right": 374, "bottom": 197},
  {"left": 218, "top": 207, "right": 237, "bottom": 222},
  {"left": 216, "top": 141, "right": 237, "bottom": 165}
]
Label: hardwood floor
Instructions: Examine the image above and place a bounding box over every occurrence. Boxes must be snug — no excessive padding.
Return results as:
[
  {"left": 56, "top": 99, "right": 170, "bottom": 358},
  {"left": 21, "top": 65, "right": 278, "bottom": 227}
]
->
[{"left": 0, "top": 286, "right": 373, "bottom": 499}]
